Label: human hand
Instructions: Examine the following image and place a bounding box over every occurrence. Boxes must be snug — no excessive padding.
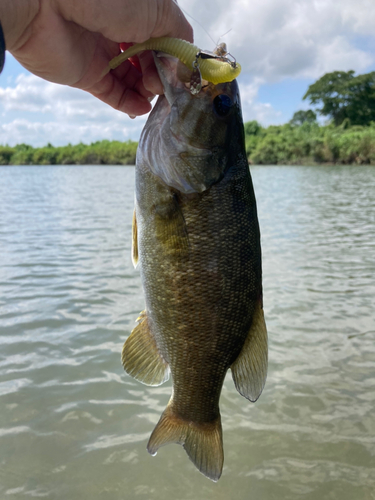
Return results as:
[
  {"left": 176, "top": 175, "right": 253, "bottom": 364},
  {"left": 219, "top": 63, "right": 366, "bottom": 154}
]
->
[{"left": 1, "top": 0, "right": 193, "bottom": 116}]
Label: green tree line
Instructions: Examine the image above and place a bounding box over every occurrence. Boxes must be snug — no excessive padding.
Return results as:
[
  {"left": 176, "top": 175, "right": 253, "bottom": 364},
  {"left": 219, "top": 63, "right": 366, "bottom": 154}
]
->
[
  {"left": 1, "top": 70, "right": 375, "bottom": 166},
  {"left": 245, "top": 69, "right": 375, "bottom": 165},
  {"left": 0, "top": 140, "right": 138, "bottom": 166},
  {"left": 245, "top": 120, "right": 375, "bottom": 165}
]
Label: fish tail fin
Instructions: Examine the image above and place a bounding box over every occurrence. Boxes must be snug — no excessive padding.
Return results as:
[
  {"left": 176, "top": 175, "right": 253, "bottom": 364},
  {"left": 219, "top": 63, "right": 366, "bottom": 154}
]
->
[{"left": 147, "top": 401, "right": 223, "bottom": 482}]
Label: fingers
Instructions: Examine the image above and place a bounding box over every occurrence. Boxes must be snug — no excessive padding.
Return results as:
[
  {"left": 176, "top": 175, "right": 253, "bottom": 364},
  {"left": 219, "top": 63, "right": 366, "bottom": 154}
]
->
[
  {"left": 20, "top": 0, "right": 194, "bottom": 116},
  {"left": 86, "top": 60, "right": 154, "bottom": 116},
  {"left": 57, "top": 0, "right": 193, "bottom": 44},
  {"left": 137, "top": 51, "right": 164, "bottom": 95},
  {"left": 90, "top": 79, "right": 152, "bottom": 116},
  {"left": 59, "top": 0, "right": 193, "bottom": 114},
  {"left": 150, "top": 0, "right": 193, "bottom": 43}
]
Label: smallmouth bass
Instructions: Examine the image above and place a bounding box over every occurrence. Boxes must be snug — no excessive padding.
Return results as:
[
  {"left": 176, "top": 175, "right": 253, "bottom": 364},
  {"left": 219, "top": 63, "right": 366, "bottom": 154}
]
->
[{"left": 122, "top": 53, "right": 268, "bottom": 481}]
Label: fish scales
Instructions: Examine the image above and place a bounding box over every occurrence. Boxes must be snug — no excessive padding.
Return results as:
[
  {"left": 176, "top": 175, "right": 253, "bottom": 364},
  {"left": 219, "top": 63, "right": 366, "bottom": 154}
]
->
[
  {"left": 137, "top": 172, "right": 258, "bottom": 411},
  {"left": 122, "top": 53, "right": 268, "bottom": 481}
]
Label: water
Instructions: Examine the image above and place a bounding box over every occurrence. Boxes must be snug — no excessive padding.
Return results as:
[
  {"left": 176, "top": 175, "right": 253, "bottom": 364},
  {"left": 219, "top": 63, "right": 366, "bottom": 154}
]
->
[{"left": 0, "top": 165, "right": 375, "bottom": 499}]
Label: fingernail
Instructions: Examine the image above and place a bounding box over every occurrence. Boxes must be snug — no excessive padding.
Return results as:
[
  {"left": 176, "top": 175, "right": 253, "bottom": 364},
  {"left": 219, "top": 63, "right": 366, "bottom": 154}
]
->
[{"left": 128, "top": 114, "right": 136, "bottom": 119}]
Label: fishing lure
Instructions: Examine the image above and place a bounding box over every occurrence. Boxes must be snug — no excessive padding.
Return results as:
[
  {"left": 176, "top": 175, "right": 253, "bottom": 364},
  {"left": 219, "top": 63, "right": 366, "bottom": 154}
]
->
[{"left": 104, "top": 37, "right": 241, "bottom": 93}]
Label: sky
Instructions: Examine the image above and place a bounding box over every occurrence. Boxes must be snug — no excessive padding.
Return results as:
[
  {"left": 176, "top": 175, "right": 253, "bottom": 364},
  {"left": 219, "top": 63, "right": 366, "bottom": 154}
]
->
[{"left": 1, "top": 0, "right": 375, "bottom": 147}]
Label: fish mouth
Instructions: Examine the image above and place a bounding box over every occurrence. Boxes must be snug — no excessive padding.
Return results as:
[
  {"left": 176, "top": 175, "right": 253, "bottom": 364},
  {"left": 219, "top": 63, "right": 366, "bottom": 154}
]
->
[
  {"left": 138, "top": 52, "right": 239, "bottom": 194},
  {"left": 152, "top": 52, "right": 212, "bottom": 151},
  {"left": 153, "top": 52, "right": 203, "bottom": 106}
]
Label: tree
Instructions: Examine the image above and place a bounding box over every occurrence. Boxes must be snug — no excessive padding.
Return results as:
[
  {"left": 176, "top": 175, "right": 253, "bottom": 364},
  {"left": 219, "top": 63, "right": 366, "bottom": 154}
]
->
[
  {"left": 244, "top": 120, "right": 262, "bottom": 136},
  {"left": 303, "top": 70, "right": 375, "bottom": 126},
  {"left": 244, "top": 121, "right": 263, "bottom": 159},
  {"left": 290, "top": 109, "right": 317, "bottom": 126}
]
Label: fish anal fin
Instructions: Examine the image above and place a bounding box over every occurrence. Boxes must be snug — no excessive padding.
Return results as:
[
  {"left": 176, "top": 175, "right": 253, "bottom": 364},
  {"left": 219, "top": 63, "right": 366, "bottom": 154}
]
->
[
  {"left": 132, "top": 208, "right": 138, "bottom": 268},
  {"left": 147, "top": 401, "right": 223, "bottom": 482},
  {"left": 231, "top": 299, "right": 268, "bottom": 402},
  {"left": 122, "top": 310, "right": 170, "bottom": 386}
]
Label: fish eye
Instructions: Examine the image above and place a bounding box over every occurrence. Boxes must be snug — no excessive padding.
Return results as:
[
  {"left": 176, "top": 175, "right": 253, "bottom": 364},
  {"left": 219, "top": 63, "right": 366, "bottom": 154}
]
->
[{"left": 213, "top": 94, "right": 233, "bottom": 117}]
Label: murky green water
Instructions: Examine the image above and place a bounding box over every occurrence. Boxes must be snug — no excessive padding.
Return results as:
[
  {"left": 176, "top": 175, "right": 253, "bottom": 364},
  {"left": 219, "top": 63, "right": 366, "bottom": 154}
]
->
[{"left": 1, "top": 165, "right": 375, "bottom": 499}]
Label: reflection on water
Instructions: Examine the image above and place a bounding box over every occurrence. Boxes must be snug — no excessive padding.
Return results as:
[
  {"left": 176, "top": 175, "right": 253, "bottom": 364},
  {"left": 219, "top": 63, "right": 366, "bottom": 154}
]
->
[{"left": 0, "top": 165, "right": 375, "bottom": 499}]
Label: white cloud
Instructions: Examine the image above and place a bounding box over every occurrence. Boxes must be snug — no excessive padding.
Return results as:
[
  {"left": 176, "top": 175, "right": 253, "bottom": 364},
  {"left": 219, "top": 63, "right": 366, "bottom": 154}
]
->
[
  {"left": 0, "top": 118, "right": 145, "bottom": 147},
  {"left": 307, "top": 36, "right": 372, "bottom": 78},
  {"left": 339, "top": 0, "right": 375, "bottom": 35},
  {"left": 1, "top": 74, "right": 126, "bottom": 121},
  {"left": 0, "top": 73, "right": 146, "bottom": 146},
  {"left": 1, "top": 0, "right": 375, "bottom": 146},
  {"left": 239, "top": 78, "right": 283, "bottom": 125},
  {"left": 180, "top": 0, "right": 375, "bottom": 80}
]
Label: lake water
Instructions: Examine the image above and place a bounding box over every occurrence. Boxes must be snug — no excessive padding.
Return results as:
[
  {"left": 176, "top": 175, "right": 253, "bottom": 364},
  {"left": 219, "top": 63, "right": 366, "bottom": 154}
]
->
[{"left": 0, "top": 165, "right": 375, "bottom": 499}]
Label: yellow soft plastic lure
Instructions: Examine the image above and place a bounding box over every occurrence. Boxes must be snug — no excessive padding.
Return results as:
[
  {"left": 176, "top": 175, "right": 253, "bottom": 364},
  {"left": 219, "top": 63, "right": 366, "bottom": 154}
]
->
[{"left": 104, "top": 37, "right": 241, "bottom": 85}]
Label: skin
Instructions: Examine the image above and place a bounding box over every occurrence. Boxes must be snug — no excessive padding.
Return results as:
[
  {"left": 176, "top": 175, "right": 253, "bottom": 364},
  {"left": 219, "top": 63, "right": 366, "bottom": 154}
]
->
[{"left": 0, "top": 0, "right": 193, "bottom": 117}]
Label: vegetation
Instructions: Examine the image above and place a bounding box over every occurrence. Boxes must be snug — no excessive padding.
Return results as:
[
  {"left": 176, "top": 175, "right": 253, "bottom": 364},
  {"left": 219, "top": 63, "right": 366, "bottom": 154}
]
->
[
  {"left": 245, "top": 120, "right": 375, "bottom": 165},
  {"left": 303, "top": 70, "right": 375, "bottom": 126},
  {"left": 2, "top": 122, "right": 375, "bottom": 167},
  {"left": 1, "top": 70, "right": 375, "bottom": 166},
  {"left": 245, "top": 69, "right": 375, "bottom": 165},
  {"left": 289, "top": 109, "right": 317, "bottom": 126},
  {"left": 0, "top": 140, "right": 137, "bottom": 166}
]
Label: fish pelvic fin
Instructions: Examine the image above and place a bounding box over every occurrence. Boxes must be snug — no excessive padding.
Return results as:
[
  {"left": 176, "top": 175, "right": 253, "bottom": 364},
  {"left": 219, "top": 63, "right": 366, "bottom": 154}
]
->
[
  {"left": 231, "top": 298, "right": 268, "bottom": 402},
  {"left": 132, "top": 208, "right": 138, "bottom": 268},
  {"left": 122, "top": 310, "right": 170, "bottom": 386},
  {"left": 147, "top": 401, "right": 223, "bottom": 482}
]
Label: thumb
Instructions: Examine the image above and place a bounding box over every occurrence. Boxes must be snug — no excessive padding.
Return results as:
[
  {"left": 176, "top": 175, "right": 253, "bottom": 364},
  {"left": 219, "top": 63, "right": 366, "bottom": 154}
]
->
[{"left": 148, "top": 0, "right": 193, "bottom": 42}]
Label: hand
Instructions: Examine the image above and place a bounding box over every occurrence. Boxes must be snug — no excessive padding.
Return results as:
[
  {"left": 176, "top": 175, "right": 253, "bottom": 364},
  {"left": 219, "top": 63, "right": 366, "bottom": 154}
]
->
[{"left": 1, "top": 0, "right": 193, "bottom": 116}]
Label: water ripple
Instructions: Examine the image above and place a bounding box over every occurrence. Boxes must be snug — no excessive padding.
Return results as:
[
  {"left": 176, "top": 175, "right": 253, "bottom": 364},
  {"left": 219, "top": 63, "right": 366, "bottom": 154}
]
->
[{"left": 1, "top": 165, "right": 375, "bottom": 499}]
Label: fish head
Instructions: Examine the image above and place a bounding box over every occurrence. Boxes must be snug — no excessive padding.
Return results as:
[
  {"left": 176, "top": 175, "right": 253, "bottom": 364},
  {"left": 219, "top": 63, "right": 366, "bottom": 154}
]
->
[{"left": 137, "top": 53, "right": 245, "bottom": 194}]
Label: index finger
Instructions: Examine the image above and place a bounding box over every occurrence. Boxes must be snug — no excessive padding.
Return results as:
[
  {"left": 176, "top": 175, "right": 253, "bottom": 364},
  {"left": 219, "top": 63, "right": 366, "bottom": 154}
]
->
[{"left": 57, "top": 0, "right": 193, "bottom": 45}]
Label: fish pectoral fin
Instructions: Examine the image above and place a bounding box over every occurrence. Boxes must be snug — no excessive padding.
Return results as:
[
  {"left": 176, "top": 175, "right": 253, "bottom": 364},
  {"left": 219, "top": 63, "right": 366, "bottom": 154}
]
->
[
  {"left": 154, "top": 193, "right": 189, "bottom": 260},
  {"left": 122, "top": 310, "right": 170, "bottom": 386},
  {"left": 147, "top": 400, "right": 223, "bottom": 482},
  {"left": 231, "top": 299, "right": 268, "bottom": 402},
  {"left": 132, "top": 208, "right": 138, "bottom": 268}
]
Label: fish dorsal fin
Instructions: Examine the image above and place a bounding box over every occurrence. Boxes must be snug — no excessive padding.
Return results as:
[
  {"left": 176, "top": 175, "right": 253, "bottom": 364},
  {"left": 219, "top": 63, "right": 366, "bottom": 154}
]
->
[
  {"left": 122, "top": 311, "right": 170, "bottom": 386},
  {"left": 132, "top": 208, "right": 138, "bottom": 268},
  {"left": 231, "top": 299, "right": 268, "bottom": 402}
]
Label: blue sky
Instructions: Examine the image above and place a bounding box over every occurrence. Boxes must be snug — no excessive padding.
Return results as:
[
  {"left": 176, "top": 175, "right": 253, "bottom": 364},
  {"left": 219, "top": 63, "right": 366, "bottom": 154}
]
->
[{"left": 1, "top": 0, "right": 375, "bottom": 147}]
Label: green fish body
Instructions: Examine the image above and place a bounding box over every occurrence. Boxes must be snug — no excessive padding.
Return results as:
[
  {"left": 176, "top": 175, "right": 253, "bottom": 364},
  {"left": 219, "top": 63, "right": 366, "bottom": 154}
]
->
[{"left": 122, "top": 55, "right": 268, "bottom": 481}]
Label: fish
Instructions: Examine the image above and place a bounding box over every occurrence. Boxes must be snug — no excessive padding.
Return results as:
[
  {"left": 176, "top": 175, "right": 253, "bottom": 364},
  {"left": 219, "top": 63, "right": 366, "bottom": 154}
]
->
[{"left": 122, "top": 52, "right": 268, "bottom": 482}]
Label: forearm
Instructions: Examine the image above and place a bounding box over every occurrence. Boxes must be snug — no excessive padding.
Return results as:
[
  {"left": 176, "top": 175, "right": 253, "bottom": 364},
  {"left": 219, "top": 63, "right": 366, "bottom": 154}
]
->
[{"left": 0, "top": 0, "right": 40, "bottom": 52}]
